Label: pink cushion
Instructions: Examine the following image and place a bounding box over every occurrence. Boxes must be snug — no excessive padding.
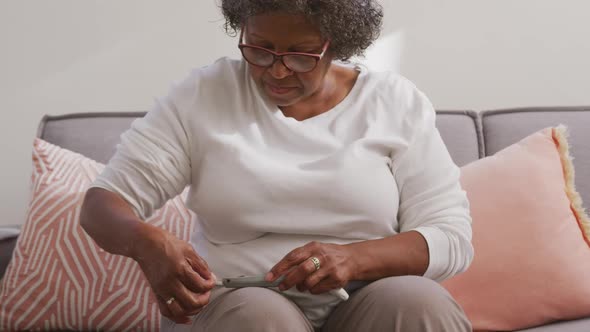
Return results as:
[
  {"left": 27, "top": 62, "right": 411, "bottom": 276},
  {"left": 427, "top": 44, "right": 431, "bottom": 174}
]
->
[
  {"left": 0, "top": 139, "right": 194, "bottom": 331},
  {"left": 442, "top": 127, "right": 590, "bottom": 331}
]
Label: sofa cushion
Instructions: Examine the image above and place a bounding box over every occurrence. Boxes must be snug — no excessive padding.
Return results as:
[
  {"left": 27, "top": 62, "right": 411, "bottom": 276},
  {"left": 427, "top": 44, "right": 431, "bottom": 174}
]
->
[
  {"left": 435, "top": 110, "right": 482, "bottom": 166},
  {"left": 517, "top": 317, "right": 590, "bottom": 332},
  {"left": 482, "top": 107, "right": 590, "bottom": 210},
  {"left": 442, "top": 126, "right": 590, "bottom": 331},
  {"left": 0, "top": 138, "right": 193, "bottom": 331}
]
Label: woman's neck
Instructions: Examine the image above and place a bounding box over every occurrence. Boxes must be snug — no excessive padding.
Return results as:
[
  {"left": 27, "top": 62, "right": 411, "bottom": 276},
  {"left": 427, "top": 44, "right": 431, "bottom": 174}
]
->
[{"left": 279, "top": 65, "right": 359, "bottom": 121}]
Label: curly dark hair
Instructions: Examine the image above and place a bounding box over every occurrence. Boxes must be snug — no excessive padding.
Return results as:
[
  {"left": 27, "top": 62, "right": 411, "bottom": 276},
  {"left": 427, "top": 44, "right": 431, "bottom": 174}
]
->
[{"left": 221, "top": 0, "right": 383, "bottom": 60}]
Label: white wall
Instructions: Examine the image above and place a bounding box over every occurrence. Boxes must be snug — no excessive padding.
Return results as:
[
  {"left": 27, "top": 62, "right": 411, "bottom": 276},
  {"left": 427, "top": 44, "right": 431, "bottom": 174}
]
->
[
  {"left": 0, "top": 0, "right": 239, "bottom": 227},
  {"left": 382, "top": 0, "right": 590, "bottom": 109},
  {"left": 2, "top": 0, "right": 590, "bottom": 226}
]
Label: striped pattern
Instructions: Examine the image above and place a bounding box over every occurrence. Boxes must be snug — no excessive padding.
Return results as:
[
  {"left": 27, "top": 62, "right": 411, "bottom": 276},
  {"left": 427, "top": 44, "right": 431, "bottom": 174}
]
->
[{"left": 0, "top": 139, "right": 194, "bottom": 331}]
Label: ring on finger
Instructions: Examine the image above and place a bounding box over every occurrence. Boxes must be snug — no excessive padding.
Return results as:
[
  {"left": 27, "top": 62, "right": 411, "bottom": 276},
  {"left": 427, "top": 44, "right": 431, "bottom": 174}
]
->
[
  {"left": 309, "top": 256, "right": 321, "bottom": 271},
  {"left": 166, "top": 297, "right": 176, "bottom": 305}
]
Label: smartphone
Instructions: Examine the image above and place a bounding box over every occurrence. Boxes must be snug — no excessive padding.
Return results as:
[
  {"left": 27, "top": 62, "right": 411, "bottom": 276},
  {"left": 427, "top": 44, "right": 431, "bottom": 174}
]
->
[
  {"left": 218, "top": 275, "right": 349, "bottom": 301},
  {"left": 220, "top": 275, "right": 284, "bottom": 288}
]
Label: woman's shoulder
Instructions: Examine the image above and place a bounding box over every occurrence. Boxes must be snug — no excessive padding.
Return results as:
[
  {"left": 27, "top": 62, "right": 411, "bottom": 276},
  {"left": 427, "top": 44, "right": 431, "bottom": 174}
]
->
[
  {"left": 358, "top": 67, "right": 435, "bottom": 125},
  {"left": 172, "top": 57, "right": 246, "bottom": 95},
  {"left": 359, "top": 68, "right": 423, "bottom": 99},
  {"left": 160, "top": 57, "right": 250, "bottom": 120},
  {"left": 193, "top": 57, "right": 244, "bottom": 79}
]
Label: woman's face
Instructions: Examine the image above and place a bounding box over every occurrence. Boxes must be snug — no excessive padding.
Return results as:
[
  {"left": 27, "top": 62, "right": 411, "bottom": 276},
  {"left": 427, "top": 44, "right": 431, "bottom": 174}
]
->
[{"left": 243, "top": 14, "right": 333, "bottom": 107}]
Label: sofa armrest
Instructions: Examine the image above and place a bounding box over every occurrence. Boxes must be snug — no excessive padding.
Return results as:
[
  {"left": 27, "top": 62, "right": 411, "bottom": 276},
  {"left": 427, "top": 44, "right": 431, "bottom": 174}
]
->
[
  {"left": 0, "top": 236, "right": 18, "bottom": 280},
  {"left": 0, "top": 226, "right": 20, "bottom": 280}
]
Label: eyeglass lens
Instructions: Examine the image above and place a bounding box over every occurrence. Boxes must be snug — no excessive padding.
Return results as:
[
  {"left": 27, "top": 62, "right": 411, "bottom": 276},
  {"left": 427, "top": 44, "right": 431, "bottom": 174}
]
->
[{"left": 241, "top": 47, "right": 318, "bottom": 72}]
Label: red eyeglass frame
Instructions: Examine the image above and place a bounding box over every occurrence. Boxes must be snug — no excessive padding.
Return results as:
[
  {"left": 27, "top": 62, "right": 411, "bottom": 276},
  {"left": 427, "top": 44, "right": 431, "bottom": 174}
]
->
[{"left": 238, "top": 29, "right": 330, "bottom": 73}]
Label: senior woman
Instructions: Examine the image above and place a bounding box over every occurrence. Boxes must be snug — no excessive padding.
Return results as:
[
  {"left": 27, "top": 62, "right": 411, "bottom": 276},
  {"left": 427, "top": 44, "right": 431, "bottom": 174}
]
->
[{"left": 80, "top": 0, "right": 474, "bottom": 331}]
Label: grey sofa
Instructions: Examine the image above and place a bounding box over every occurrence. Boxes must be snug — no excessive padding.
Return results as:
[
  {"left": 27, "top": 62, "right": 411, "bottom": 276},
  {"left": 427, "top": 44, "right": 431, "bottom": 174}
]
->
[{"left": 1, "top": 107, "right": 590, "bottom": 331}]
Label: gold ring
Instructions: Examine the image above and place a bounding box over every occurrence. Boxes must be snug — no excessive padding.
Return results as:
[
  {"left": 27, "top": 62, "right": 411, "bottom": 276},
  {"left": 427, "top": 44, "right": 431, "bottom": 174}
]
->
[
  {"left": 309, "top": 256, "right": 321, "bottom": 271},
  {"left": 166, "top": 297, "right": 175, "bottom": 305}
]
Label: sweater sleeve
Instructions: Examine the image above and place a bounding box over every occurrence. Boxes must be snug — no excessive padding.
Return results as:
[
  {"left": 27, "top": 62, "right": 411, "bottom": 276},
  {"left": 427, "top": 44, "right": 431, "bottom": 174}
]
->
[
  {"left": 391, "top": 90, "right": 474, "bottom": 282},
  {"left": 91, "top": 90, "right": 192, "bottom": 220}
]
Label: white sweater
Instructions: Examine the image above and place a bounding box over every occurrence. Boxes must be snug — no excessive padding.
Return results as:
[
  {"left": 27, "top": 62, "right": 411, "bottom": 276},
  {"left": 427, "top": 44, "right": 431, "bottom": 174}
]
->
[{"left": 92, "top": 57, "right": 473, "bottom": 326}]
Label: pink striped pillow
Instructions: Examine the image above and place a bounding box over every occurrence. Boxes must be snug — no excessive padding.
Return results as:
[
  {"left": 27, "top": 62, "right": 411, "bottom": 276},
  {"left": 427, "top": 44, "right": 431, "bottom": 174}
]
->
[{"left": 0, "top": 138, "right": 194, "bottom": 331}]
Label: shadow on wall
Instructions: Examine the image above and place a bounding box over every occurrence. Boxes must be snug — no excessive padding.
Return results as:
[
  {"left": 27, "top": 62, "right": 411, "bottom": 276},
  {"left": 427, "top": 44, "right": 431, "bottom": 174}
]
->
[
  {"left": 353, "top": 0, "right": 427, "bottom": 73},
  {"left": 357, "top": 30, "right": 405, "bottom": 73}
]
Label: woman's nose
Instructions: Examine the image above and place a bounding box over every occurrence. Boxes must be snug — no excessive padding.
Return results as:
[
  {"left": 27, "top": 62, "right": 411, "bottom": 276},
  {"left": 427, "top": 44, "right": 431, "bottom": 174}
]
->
[{"left": 268, "top": 58, "right": 293, "bottom": 79}]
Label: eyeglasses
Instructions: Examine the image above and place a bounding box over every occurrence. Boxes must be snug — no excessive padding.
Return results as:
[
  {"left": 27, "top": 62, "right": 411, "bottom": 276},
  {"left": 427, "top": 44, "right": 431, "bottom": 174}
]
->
[{"left": 238, "top": 29, "right": 330, "bottom": 73}]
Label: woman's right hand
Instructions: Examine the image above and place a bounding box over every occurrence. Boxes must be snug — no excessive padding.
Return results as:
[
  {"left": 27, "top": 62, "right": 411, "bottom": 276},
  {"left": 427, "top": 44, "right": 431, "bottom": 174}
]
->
[{"left": 131, "top": 225, "right": 216, "bottom": 324}]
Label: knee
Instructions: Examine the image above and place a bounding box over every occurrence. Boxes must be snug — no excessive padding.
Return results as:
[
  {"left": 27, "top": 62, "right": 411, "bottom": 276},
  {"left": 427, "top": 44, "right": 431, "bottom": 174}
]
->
[
  {"left": 217, "top": 288, "right": 311, "bottom": 332},
  {"left": 369, "top": 276, "right": 471, "bottom": 329},
  {"left": 378, "top": 276, "right": 458, "bottom": 314}
]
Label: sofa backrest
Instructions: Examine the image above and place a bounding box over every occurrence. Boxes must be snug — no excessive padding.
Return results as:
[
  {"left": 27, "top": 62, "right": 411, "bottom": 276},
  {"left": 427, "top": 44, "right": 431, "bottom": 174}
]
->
[
  {"left": 37, "top": 112, "right": 144, "bottom": 164},
  {"left": 37, "top": 108, "right": 590, "bottom": 207},
  {"left": 36, "top": 111, "right": 484, "bottom": 165},
  {"left": 481, "top": 107, "right": 590, "bottom": 207},
  {"left": 435, "top": 111, "right": 482, "bottom": 166}
]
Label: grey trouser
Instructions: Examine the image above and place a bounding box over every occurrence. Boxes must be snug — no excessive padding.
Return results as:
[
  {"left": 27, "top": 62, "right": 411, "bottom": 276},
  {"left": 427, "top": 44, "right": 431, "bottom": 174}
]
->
[{"left": 161, "top": 276, "right": 472, "bottom": 332}]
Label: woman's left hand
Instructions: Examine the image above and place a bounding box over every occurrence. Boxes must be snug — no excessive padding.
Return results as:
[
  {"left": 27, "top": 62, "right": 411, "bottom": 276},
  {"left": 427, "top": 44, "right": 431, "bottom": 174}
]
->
[{"left": 265, "top": 241, "right": 358, "bottom": 295}]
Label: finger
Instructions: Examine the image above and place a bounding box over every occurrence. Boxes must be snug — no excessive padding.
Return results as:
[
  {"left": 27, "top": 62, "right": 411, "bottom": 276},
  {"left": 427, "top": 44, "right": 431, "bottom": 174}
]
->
[
  {"left": 158, "top": 296, "right": 191, "bottom": 325},
  {"left": 267, "top": 246, "right": 309, "bottom": 281},
  {"left": 178, "top": 287, "right": 212, "bottom": 311},
  {"left": 185, "top": 251, "right": 212, "bottom": 279},
  {"left": 166, "top": 295, "right": 190, "bottom": 323},
  {"left": 156, "top": 295, "right": 175, "bottom": 319},
  {"left": 174, "top": 286, "right": 211, "bottom": 315},
  {"left": 180, "top": 263, "right": 216, "bottom": 293},
  {"left": 163, "top": 279, "right": 210, "bottom": 318},
  {"left": 280, "top": 257, "right": 318, "bottom": 291},
  {"left": 184, "top": 290, "right": 211, "bottom": 316},
  {"left": 300, "top": 267, "right": 329, "bottom": 292},
  {"left": 309, "top": 277, "right": 344, "bottom": 295}
]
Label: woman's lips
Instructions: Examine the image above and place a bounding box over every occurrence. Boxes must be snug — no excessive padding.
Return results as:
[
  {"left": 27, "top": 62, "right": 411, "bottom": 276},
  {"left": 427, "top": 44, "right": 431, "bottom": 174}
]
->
[{"left": 265, "top": 83, "right": 296, "bottom": 95}]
